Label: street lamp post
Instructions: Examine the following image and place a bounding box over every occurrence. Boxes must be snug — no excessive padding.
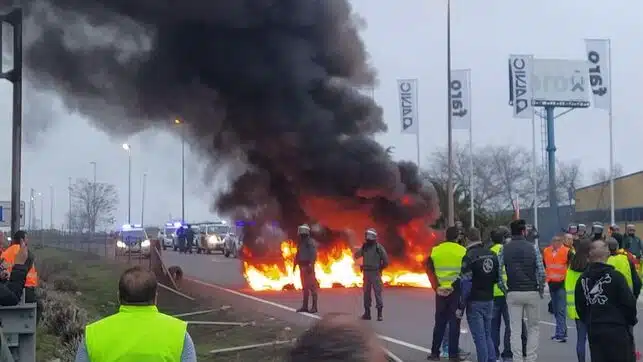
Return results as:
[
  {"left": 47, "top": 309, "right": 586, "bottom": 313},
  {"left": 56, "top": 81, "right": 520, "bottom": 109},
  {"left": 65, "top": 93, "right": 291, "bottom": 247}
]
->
[
  {"left": 49, "top": 185, "right": 54, "bottom": 229},
  {"left": 174, "top": 119, "right": 185, "bottom": 223},
  {"left": 445, "top": 0, "right": 455, "bottom": 227},
  {"left": 122, "top": 144, "right": 132, "bottom": 224},
  {"left": 68, "top": 177, "right": 72, "bottom": 232},
  {"left": 141, "top": 172, "right": 147, "bottom": 225},
  {"left": 38, "top": 193, "right": 43, "bottom": 230}
]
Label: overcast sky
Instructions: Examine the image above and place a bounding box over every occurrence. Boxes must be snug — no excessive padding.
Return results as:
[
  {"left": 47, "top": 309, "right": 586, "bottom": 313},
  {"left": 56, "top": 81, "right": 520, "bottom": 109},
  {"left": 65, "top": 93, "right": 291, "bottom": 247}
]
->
[{"left": 0, "top": 0, "right": 638, "bottom": 229}]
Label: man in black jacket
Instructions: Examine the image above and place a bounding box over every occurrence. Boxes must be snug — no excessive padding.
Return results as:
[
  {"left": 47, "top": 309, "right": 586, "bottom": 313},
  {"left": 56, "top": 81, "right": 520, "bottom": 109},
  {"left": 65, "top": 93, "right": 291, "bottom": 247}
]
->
[
  {"left": 457, "top": 228, "right": 498, "bottom": 362},
  {"left": 0, "top": 239, "right": 32, "bottom": 305},
  {"left": 575, "top": 240, "right": 637, "bottom": 362}
]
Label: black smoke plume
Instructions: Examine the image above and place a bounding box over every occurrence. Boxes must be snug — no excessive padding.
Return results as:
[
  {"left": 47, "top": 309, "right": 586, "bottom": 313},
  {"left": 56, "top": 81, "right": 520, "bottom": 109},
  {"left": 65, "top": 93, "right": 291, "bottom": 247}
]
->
[{"left": 8, "top": 0, "right": 438, "bottom": 257}]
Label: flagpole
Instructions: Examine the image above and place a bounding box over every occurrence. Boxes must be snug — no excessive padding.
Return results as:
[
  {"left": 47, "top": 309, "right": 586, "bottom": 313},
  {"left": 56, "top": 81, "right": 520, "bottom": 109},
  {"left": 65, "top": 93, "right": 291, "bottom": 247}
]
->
[
  {"left": 531, "top": 110, "right": 538, "bottom": 230},
  {"left": 416, "top": 81, "right": 421, "bottom": 167},
  {"left": 446, "top": 0, "right": 454, "bottom": 227},
  {"left": 608, "top": 39, "right": 615, "bottom": 225},
  {"left": 469, "top": 113, "right": 474, "bottom": 228}
]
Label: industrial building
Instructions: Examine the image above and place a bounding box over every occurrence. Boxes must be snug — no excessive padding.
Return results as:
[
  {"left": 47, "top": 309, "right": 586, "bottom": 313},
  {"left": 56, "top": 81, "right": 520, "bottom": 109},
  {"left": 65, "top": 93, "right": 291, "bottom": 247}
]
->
[{"left": 575, "top": 170, "right": 643, "bottom": 230}]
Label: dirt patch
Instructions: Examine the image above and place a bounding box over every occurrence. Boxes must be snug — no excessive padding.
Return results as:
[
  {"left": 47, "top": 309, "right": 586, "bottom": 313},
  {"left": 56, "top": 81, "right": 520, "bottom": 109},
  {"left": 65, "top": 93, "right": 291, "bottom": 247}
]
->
[{"left": 35, "top": 247, "right": 300, "bottom": 362}]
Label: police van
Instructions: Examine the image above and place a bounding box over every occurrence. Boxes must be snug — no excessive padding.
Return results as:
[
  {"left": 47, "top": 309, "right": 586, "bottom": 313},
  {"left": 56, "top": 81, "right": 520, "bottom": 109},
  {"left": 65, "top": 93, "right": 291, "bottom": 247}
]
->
[{"left": 115, "top": 224, "right": 151, "bottom": 258}]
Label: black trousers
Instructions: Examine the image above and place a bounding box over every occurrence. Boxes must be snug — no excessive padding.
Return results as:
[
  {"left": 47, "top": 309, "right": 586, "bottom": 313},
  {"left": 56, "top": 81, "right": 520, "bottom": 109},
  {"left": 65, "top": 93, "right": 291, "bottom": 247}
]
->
[
  {"left": 589, "top": 325, "right": 635, "bottom": 362},
  {"left": 430, "top": 293, "right": 461, "bottom": 357}
]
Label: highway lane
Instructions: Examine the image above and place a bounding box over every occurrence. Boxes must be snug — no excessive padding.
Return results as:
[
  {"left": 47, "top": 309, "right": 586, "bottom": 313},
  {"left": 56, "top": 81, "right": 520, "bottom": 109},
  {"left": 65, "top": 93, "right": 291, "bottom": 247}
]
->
[{"left": 163, "top": 250, "right": 643, "bottom": 361}]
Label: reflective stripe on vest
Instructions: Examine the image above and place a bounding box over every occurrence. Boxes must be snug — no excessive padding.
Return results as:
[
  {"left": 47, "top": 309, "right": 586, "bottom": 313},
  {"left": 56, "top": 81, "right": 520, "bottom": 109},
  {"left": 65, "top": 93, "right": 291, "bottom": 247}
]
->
[
  {"left": 543, "top": 246, "right": 569, "bottom": 282},
  {"left": 431, "top": 242, "right": 466, "bottom": 288},
  {"left": 564, "top": 269, "right": 582, "bottom": 320},
  {"left": 490, "top": 244, "right": 506, "bottom": 297},
  {"left": 85, "top": 305, "right": 186, "bottom": 362},
  {"left": 0, "top": 244, "right": 38, "bottom": 287},
  {"left": 608, "top": 254, "right": 633, "bottom": 290}
]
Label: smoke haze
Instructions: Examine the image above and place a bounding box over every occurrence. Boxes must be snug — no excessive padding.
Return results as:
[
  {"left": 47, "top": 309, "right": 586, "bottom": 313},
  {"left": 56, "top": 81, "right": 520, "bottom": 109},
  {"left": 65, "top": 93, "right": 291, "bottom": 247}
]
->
[{"left": 4, "top": 0, "right": 437, "bottom": 254}]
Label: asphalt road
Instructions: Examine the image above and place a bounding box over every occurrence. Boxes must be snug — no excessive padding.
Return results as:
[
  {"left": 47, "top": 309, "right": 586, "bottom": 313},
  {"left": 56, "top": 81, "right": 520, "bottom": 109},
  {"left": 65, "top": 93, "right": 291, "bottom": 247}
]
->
[{"left": 163, "top": 250, "right": 643, "bottom": 362}]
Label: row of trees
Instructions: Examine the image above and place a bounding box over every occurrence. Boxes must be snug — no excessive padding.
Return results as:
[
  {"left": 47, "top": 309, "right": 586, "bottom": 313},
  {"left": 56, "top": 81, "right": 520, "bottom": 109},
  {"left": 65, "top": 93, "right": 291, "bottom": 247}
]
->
[
  {"left": 66, "top": 178, "right": 119, "bottom": 233},
  {"left": 421, "top": 144, "right": 622, "bottom": 229}
]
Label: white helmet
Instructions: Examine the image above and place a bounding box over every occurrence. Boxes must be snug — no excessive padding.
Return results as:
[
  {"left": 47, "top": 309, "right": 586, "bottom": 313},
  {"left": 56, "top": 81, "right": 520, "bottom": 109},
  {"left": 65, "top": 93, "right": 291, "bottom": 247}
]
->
[
  {"left": 365, "top": 228, "right": 377, "bottom": 241},
  {"left": 297, "top": 224, "right": 311, "bottom": 236}
]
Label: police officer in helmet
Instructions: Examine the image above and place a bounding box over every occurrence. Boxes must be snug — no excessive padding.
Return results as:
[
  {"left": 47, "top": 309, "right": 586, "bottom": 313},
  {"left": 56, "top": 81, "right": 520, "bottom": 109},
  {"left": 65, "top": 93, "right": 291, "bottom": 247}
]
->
[
  {"left": 353, "top": 228, "right": 389, "bottom": 321},
  {"left": 591, "top": 222, "right": 604, "bottom": 241},
  {"left": 294, "top": 224, "right": 319, "bottom": 313}
]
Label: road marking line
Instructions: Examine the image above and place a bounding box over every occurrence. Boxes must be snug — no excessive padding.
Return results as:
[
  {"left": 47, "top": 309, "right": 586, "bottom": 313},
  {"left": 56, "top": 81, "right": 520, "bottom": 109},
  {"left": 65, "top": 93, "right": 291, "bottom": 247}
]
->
[
  {"left": 187, "top": 277, "right": 419, "bottom": 358},
  {"left": 173, "top": 308, "right": 224, "bottom": 318}
]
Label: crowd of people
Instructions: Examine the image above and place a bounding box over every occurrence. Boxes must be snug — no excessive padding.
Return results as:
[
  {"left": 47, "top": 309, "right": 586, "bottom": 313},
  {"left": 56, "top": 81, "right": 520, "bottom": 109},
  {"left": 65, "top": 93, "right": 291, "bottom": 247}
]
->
[{"left": 425, "top": 219, "right": 642, "bottom": 362}]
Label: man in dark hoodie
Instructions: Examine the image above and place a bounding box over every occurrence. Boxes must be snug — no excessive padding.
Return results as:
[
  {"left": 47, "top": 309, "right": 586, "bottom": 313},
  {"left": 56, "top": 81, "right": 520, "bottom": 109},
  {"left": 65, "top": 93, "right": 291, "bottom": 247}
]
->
[{"left": 575, "top": 240, "right": 637, "bottom": 362}]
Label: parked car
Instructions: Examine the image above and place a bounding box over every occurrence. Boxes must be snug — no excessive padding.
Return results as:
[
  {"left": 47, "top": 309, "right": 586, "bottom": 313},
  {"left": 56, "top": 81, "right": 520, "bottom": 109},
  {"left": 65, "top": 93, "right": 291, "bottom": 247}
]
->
[
  {"left": 195, "top": 222, "right": 230, "bottom": 254},
  {"left": 158, "top": 222, "right": 181, "bottom": 250}
]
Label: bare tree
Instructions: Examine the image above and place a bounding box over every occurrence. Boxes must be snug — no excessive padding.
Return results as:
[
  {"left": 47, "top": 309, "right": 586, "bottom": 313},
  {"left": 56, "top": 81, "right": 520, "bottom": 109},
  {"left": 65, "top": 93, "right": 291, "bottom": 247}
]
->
[
  {"left": 70, "top": 178, "right": 119, "bottom": 233},
  {"left": 591, "top": 163, "right": 624, "bottom": 183},
  {"left": 426, "top": 144, "right": 583, "bottom": 212}
]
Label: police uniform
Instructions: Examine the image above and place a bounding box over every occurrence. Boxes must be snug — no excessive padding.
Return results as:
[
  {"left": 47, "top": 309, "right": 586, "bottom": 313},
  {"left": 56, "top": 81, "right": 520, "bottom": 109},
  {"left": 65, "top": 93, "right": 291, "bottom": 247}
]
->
[
  {"left": 295, "top": 225, "right": 318, "bottom": 313},
  {"left": 354, "top": 228, "right": 389, "bottom": 321}
]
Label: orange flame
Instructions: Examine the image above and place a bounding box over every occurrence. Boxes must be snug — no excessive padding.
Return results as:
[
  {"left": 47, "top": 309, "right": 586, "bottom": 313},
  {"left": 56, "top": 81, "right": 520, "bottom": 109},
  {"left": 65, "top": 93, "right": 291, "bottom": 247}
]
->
[{"left": 243, "top": 222, "right": 440, "bottom": 291}]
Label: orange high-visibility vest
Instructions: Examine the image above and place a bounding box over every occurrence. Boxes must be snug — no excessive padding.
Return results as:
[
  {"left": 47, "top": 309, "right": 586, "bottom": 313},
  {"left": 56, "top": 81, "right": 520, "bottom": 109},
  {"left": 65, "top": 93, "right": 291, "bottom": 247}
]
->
[
  {"left": 543, "top": 245, "right": 570, "bottom": 283},
  {"left": 1, "top": 244, "right": 38, "bottom": 287}
]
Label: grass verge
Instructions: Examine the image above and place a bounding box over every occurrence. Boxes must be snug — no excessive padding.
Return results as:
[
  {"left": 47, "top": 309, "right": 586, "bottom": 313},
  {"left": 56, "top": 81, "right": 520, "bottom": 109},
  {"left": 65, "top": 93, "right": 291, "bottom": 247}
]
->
[{"left": 35, "top": 246, "right": 300, "bottom": 362}]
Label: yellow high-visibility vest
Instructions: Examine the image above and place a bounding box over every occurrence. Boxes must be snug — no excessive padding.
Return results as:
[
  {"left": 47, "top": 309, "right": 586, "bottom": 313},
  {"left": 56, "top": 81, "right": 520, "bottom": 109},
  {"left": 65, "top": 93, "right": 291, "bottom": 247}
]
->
[
  {"left": 431, "top": 242, "right": 466, "bottom": 288},
  {"left": 490, "top": 244, "right": 506, "bottom": 297},
  {"left": 85, "top": 305, "right": 186, "bottom": 362},
  {"left": 607, "top": 254, "right": 633, "bottom": 290},
  {"left": 564, "top": 269, "right": 582, "bottom": 320}
]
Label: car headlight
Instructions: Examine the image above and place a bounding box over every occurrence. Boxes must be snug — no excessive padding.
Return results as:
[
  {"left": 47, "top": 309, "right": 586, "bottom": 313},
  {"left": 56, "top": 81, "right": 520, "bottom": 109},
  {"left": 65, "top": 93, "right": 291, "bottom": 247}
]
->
[
  {"left": 208, "top": 236, "right": 219, "bottom": 245},
  {"left": 141, "top": 240, "right": 150, "bottom": 247},
  {"left": 116, "top": 241, "right": 126, "bottom": 248}
]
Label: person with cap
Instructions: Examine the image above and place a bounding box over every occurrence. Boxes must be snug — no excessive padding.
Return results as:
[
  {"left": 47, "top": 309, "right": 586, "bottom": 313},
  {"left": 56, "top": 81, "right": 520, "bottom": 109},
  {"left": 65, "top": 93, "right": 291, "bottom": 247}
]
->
[
  {"left": 294, "top": 224, "right": 319, "bottom": 313},
  {"left": 426, "top": 226, "right": 467, "bottom": 361},
  {"left": 564, "top": 238, "right": 592, "bottom": 362},
  {"left": 352, "top": 228, "right": 389, "bottom": 321},
  {"left": 542, "top": 233, "right": 573, "bottom": 342},
  {"left": 623, "top": 224, "right": 643, "bottom": 273},
  {"left": 606, "top": 237, "right": 641, "bottom": 298},
  {"left": 455, "top": 228, "right": 498, "bottom": 362},
  {"left": 497, "top": 219, "right": 545, "bottom": 362},
  {"left": 1, "top": 230, "right": 38, "bottom": 303},
  {"left": 75, "top": 266, "right": 197, "bottom": 362},
  {"left": 575, "top": 240, "right": 637, "bottom": 362}
]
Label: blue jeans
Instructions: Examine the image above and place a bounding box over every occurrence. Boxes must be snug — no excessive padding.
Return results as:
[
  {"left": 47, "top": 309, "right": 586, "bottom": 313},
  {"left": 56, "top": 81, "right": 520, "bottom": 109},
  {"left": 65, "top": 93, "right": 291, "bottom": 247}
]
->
[
  {"left": 550, "top": 286, "right": 567, "bottom": 338},
  {"left": 467, "top": 301, "right": 496, "bottom": 362},
  {"left": 574, "top": 319, "right": 587, "bottom": 362}
]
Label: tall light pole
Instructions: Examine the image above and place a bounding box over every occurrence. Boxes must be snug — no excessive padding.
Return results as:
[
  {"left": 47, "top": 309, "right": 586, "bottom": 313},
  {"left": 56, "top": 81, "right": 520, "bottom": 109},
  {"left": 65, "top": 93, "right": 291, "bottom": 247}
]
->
[
  {"left": 174, "top": 119, "right": 186, "bottom": 223},
  {"left": 122, "top": 143, "right": 132, "bottom": 224},
  {"left": 38, "top": 192, "right": 43, "bottom": 230},
  {"left": 445, "top": 0, "right": 455, "bottom": 227},
  {"left": 49, "top": 185, "right": 54, "bottom": 229},
  {"left": 1, "top": 8, "right": 23, "bottom": 236},
  {"left": 90, "top": 161, "right": 97, "bottom": 232},
  {"left": 68, "top": 177, "right": 72, "bottom": 231},
  {"left": 141, "top": 172, "right": 147, "bottom": 225}
]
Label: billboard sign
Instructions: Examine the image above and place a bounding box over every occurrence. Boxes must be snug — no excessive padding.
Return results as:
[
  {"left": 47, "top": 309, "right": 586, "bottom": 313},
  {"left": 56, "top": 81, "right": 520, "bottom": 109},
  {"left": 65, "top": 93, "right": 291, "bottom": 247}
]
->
[
  {"left": 531, "top": 59, "right": 590, "bottom": 108},
  {"left": 508, "top": 55, "right": 534, "bottom": 119},
  {"left": 0, "top": 201, "right": 25, "bottom": 228},
  {"left": 397, "top": 79, "right": 419, "bottom": 134},
  {"left": 509, "top": 58, "right": 591, "bottom": 109}
]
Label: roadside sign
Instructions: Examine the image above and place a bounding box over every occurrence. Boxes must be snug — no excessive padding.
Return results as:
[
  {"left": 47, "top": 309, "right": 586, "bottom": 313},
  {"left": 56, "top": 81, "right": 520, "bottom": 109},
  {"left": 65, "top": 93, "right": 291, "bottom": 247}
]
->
[{"left": 0, "top": 201, "right": 25, "bottom": 228}]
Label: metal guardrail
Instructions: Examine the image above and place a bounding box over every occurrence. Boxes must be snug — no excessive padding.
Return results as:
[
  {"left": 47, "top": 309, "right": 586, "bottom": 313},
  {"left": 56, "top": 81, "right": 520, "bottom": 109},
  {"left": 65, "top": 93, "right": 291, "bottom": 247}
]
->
[{"left": 0, "top": 292, "right": 36, "bottom": 362}]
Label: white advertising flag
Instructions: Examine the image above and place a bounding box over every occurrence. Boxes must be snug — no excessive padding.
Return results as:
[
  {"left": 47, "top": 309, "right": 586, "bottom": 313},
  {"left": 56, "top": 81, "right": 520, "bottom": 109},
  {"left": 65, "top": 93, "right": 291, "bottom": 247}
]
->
[
  {"left": 585, "top": 39, "right": 611, "bottom": 110},
  {"left": 509, "top": 55, "right": 534, "bottom": 119},
  {"left": 450, "top": 69, "right": 471, "bottom": 130},
  {"left": 397, "top": 79, "right": 419, "bottom": 134}
]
